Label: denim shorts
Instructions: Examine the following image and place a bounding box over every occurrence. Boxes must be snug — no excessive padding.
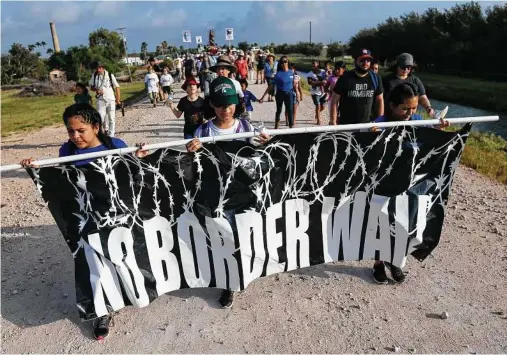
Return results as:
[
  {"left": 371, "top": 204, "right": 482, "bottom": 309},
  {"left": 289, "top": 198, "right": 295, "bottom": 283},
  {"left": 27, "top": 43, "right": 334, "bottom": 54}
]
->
[{"left": 312, "top": 94, "right": 326, "bottom": 106}]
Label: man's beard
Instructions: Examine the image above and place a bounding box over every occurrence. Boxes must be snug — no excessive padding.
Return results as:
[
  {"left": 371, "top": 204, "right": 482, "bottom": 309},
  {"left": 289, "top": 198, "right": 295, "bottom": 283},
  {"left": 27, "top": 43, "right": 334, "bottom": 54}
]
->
[{"left": 355, "top": 65, "right": 369, "bottom": 74}]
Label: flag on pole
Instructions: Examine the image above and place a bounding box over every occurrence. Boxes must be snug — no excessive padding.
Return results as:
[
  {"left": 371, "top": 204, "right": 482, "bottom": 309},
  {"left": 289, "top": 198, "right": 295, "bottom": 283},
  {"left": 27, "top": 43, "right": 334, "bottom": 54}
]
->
[
  {"left": 225, "top": 28, "right": 234, "bottom": 41},
  {"left": 182, "top": 30, "right": 191, "bottom": 43}
]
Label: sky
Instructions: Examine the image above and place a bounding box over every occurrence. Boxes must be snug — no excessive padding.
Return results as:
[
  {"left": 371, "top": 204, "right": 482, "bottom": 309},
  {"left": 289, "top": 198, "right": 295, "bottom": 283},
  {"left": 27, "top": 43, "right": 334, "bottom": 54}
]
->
[{"left": 1, "top": 1, "right": 505, "bottom": 55}]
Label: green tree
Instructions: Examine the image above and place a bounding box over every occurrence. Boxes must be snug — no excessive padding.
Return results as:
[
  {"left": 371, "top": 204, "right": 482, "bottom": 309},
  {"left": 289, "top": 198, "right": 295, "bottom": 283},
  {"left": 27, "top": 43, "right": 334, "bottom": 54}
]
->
[
  {"left": 161, "top": 41, "right": 168, "bottom": 55},
  {"left": 140, "top": 42, "right": 148, "bottom": 60},
  {"left": 1, "top": 43, "right": 45, "bottom": 84},
  {"left": 88, "top": 27, "right": 125, "bottom": 62},
  {"left": 237, "top": 41, "right": 249, "bottom": 52}
]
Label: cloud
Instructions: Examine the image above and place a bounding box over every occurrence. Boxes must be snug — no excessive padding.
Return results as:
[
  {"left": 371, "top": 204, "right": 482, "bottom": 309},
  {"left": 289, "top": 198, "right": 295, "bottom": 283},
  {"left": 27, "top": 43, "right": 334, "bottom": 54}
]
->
[
  {"left": 27, "top": 2, "right": 84, "bottom": 24},
  {"left": 151, "top": 8, "right": 188, "bottom": 28},
  {"left": 93, "top": 1, "right": 122, "bottom": 17}
]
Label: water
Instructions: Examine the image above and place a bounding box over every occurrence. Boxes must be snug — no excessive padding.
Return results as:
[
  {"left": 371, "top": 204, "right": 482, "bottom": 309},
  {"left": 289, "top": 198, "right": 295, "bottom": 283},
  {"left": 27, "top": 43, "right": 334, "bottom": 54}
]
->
[{"left": 295, "top": 71, "right": 506, "bottom": 139}]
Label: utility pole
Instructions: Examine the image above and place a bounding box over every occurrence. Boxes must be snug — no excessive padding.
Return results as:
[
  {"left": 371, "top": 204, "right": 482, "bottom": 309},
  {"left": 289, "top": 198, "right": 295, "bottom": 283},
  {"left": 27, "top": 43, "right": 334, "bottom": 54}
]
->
[
  {"left": 116, "top": 26, "right": 132, "bottom": 82},
  {"left": 309, "top": 22, "right": 312, "bottom": 44}
]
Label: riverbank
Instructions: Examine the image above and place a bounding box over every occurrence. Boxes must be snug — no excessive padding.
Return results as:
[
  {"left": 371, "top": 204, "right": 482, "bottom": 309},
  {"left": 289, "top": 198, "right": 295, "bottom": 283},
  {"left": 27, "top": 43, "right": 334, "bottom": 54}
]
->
[
  {"left": 1, "top": 81, "right": 146, "bottom": 137},
  {"left": 290, "top": 57, "right": 507, "bottom": 114},
  {"left": 290, "top": 58, "right": 506, "bottom": 185}
]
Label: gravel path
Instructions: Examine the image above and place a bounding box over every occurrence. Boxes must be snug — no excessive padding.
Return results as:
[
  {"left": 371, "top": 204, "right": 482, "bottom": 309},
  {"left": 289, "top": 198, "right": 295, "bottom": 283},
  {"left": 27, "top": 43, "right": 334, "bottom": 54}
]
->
[{"left": 1, "top": 81, "right": 506, "bottom": 353}]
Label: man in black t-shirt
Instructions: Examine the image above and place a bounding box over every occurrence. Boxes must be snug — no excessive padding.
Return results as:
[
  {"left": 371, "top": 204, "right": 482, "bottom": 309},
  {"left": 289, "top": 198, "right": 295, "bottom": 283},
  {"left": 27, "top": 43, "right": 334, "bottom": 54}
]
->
[{"left": 330, "top": 49, "right": 384, "bottom": 125}]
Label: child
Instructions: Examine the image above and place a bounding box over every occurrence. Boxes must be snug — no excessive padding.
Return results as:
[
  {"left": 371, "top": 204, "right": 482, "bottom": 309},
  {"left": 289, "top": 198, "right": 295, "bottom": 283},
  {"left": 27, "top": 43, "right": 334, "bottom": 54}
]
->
[
  {"left": 239, "top": 79, "right": 259, "bottom": 122},
  {"left": 168, "top": 77, "right": 206, "bottom": 139},
  {"left": 20, "top": 103, "right": 148, "bottom": 341},
  {"left": 370, "top": 82, "right": 448, "bottom": 285},
  {"left": 187, "top": 78, "right": 269, "bottom": 311},
  {"left": 144, "top": 65, "right": 160, "bottom": 108},
  {"left": 160, "top": 67, "right": 175, "bottom": 104},
  {"left": 286, "top": 63, "right": 303, "bottom": 126},
  {"left": 74, "top": 83, "right": 92, "bottom": 105}
]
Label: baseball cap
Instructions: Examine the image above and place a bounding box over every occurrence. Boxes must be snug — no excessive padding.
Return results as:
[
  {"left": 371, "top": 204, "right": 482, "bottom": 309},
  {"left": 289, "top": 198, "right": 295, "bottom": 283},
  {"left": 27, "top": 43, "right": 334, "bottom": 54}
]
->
[
  {"left": 356, "top": 49, "right": 373, "bottom": 60},
  {"left": 209, "top": 77, "right": 239, "bottom": 107},
  {"left": 396, "top": 53, "right": 414, "bottom": 67},
  {"left": 181, "top": 76, "right": 200, "bottom": 90}
]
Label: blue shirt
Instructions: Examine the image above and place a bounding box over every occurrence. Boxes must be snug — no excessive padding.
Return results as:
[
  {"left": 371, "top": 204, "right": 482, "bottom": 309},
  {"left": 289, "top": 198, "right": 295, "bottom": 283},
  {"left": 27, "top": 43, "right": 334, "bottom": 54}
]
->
[
  {"left": 264, "top": 62, "right": 277, "bottom": 78},
  {"left": 274, "top": 70, "right": 294, "bottom": 92},
  {"left": 59, "top": 137, "right": 128, "bottom": 166},
  {"left": 242, "top": 90, "right": 258, "bottom": 111}
]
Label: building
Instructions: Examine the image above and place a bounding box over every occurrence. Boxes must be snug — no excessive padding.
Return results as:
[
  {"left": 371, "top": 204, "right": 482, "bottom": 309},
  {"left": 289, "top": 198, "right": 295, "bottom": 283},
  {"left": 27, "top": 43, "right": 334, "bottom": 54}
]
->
[
  {"left": 121, "top": 56, "right": 144, "bottom": 66},
  {"left": 48, "top": 69, "right": 66, "bottom": 82}
]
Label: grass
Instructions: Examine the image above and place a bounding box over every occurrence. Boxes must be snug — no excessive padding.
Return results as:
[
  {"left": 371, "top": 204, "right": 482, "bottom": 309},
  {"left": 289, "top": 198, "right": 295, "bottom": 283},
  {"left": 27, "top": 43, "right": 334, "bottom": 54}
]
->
[
  {"left": 1, "top": 81, "right": 145, "bottom": 137},
  {"left": 449, "top": 129, "right": 507, "bottom": 184}
]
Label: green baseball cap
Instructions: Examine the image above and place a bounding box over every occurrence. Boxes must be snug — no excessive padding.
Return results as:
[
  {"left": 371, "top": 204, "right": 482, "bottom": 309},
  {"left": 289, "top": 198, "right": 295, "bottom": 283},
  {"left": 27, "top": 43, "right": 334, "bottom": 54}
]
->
[{"left": 209, "top": 77, "right": 239, "bottom": 107}]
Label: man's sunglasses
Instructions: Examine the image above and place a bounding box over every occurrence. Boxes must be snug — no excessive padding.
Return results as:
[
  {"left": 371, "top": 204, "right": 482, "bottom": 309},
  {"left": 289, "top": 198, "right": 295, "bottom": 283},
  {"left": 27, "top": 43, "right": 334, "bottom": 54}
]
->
[
  {"left": 359, "top": 58, "right": 372, "bottom": 63},
  {"left": 399, "top": 66, "right": 412, "bottom": 70}
]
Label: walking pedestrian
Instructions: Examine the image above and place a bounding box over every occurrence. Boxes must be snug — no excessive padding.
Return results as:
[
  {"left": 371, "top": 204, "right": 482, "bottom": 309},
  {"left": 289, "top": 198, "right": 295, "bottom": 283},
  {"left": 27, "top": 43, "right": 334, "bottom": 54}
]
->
[
  {"left": 168, "top": 77, "right": 206, "bottom": 139},
  {"left": 324, "top": 61, "right": 346, "bottom": 114},
  {"left": 186, "top": 77, "right": 270, "bottom": 309},
  {"left": 175, "top": 55, "right": 183, "bottom": 82},
  {"left": 160, "top": 67, "right": 175, "bottom": 104},
  {"left": 370, "top": 82, "right": 449, "bottom": 283},
  {"left": 382, "top": 53, "right": 434, "bottom": 117},
  {"left": 371, "top": 60, "right": 379, "bottom": 74},
  {"left": 287, "top": 63, "right": 303, "bottom": 126},
  {"left": 260, "top": 56, "right": 296, "bottom": 128},
  {"left": 145, "top": 65, "right": 160, "bottom": 108},
  {"left": 20, "top": 103, "right": 148, "bottom": 341},
  {"left": 264, "top": 54, "right": 277, "bottom": 102},
  {"left": 74, "top": 83, "right": 92, "bottom": 105},
  {"left": 239, "top": 79, "right": 260, "bottom": 122},
  {"left": 89, "top": 62, "right": 121, "bottom": 136},
  {"left": 329, "top": 49, "right": 384, "bottom": 125},
  {"left": 307, "top": 60, "right": 327, "bottom": 125},
  {"left": 235, "top": 53, "right": 249, "bottom": 80},
  {"left": 256, "top": 51, "right": 266, "bottom": 84}
]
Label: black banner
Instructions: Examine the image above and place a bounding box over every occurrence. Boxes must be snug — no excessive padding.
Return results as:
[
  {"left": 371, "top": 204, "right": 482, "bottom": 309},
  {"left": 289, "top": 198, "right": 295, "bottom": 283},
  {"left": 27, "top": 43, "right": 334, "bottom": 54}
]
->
[{"left": 28, "top": 125, "right": 470, "bottom": 320}]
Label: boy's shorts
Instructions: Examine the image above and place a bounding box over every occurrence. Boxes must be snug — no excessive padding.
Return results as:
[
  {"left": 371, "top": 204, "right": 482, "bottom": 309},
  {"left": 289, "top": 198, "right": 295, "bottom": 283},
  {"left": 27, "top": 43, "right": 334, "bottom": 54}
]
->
[
  {"left": 311, "top": 94, "right": 326, "bottom": 107},
  {"left": 162, "top": 86, "right": 172, "bottom": 94}
]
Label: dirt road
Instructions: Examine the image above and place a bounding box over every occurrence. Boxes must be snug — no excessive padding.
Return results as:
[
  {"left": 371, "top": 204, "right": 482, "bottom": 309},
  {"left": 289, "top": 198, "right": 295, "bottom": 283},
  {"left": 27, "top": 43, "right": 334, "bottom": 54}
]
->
[{"left": 1, "top": 81, "right": 506, "bottom": 353}]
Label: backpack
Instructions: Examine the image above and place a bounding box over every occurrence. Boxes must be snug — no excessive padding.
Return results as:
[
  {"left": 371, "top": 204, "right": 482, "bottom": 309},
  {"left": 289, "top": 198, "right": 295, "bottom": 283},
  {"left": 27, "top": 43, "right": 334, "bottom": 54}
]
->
[
  {"left": 369, "top": 70, "right": 379, "bottom": 92},
  {"left": 93, "top": 70, "right": 117, "bottom": 99},
  {"left": 201, "top": 118, "right": 251, "bottom": 138}
]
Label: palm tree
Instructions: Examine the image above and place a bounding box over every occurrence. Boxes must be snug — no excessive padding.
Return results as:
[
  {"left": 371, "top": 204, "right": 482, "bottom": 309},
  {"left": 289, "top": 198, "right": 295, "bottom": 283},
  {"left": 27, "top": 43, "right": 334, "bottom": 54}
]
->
[
  {"left": 161, "top": 41, "right": 168, "bottom": 56},
  {"left": 41, "top": 41, "right": 47, "bottom": 49},
  {"left": 35, "top": 41, "right": 41, "bottom": 48},
  {"left": 28, "top": 44, "right": 36, "bottom": 51},
  {"left": 140, "top": 41, "right": 148, "bottom": 60},
  {"left": 46, "top": 48, "right": 54, "bottom": 55}
]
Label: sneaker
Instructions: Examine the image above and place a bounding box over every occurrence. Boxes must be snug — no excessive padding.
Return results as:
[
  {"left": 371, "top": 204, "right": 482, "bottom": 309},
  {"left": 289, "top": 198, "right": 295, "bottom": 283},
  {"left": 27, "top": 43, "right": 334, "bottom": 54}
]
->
[
  {"left": 386, "top": 263, "right": 406, "bottom": 283},
  {"left": 218, "top": 290, "right": 235, "bottom": 309},
  {"left": 93, "top": 315, "right": 112, "bottom": 340},
  {"left": 373, "top": 262, "right": 388, "bottom": 284}
]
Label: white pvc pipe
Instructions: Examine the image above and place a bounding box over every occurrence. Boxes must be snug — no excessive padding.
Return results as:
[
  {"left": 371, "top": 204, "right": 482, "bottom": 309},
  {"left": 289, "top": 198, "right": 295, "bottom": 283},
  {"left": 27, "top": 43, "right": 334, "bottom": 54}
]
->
[{"left": 0, "top": 116, "right": 499, "bottom": 173}]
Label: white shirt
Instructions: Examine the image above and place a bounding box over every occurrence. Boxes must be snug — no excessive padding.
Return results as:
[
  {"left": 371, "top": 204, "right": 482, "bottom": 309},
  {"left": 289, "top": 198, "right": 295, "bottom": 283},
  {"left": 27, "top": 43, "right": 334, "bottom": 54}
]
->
[
  {"left": 230, "top": 78, "right": 244, "bottom": 98},
  {"left": 308, "top": 70, "right": 325, "bottom": 96},
  {"left": 160, "top": 73, "right": 174, "bottom": 87},
  {"left": 89, "top": 70, "right": 119, "bottom": 102},
  {"left": 144, "top": 72, "right": 159, "bottom": 93}
]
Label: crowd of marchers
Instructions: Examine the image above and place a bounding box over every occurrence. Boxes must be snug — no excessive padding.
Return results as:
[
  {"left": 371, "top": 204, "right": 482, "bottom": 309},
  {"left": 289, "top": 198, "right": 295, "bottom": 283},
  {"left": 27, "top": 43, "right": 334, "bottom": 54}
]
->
[{"left": 20, "top": 46, "right": 449, "bottom": 341}]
